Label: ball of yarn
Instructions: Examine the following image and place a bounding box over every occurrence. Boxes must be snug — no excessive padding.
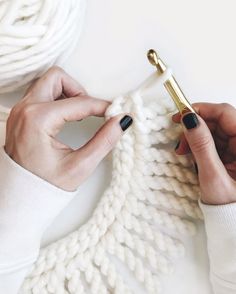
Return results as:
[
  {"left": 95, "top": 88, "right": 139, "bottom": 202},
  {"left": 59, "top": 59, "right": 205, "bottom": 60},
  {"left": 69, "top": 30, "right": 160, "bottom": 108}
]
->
[{"left": 0, "top": 0, "right": 86, "bottom": 94}]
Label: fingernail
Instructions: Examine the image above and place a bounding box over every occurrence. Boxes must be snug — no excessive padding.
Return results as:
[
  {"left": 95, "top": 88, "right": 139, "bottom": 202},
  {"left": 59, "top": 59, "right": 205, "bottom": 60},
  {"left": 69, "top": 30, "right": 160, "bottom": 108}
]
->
[
  {"left": 182, "top": 113, "right": 199, "bottom": 129},
  {"left": 175, "top": 141, "right": 180, "bottom": 150},
  {"left": 120, "top": 115, "right": 133, "bottom": 131},
  {"left": 194, "top": 162, "right": 198, "bottom": 174}
]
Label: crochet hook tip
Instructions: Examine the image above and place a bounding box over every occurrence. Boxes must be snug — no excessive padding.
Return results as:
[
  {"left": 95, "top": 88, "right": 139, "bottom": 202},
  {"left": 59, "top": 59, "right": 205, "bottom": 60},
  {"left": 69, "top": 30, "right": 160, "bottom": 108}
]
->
[
  {"left": 147, "top": 49, "right": 159, "bottom": 66},
  {"left": 146, "top": 48, "right": 196, "bottom": 115},
  {"left": 147, "top": 49, "right": 166, "bottom": 74}
]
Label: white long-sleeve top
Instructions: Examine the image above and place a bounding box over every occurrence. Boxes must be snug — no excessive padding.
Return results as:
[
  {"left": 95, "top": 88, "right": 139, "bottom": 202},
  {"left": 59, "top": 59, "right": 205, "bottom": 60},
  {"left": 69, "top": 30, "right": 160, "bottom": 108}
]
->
[
  {"left": 0, "top": 143, "right": 236, "bottom": 294},
  {"left": 0, "top": 145, "right": 78, "bottom": 293}
]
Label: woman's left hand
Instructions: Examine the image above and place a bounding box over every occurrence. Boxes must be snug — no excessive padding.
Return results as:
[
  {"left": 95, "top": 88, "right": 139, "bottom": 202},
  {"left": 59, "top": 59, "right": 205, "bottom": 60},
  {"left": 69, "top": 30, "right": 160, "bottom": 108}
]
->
[{"left": 4, "top": 67, "right": 132, "bottom": 191}]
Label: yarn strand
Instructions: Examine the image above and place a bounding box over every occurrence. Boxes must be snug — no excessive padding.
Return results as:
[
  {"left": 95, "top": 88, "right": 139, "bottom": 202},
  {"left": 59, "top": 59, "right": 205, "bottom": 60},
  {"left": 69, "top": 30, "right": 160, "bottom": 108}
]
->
[{"left": 0, "top": 66, "right": 202, "bottom": 293}]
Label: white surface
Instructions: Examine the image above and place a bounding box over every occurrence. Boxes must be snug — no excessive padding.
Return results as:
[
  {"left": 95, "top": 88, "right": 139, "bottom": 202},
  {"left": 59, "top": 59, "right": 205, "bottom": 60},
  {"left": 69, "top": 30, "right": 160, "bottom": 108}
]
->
[{"left": 1, "top": 0, "right": 236, "bottom": 293}]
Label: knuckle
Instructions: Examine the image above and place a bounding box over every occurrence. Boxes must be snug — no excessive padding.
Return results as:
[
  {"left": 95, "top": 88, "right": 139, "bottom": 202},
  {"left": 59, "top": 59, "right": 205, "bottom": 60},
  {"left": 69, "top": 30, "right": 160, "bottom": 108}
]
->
[
  {"left": 18, "top": 103, "right": 42, "bottom": 128},
  {"left": 20, "top": 104, "right": 37, "bottom": 119},
  {"left": 9, "top": 105, "right": 19, "bottom": 118},
  {"left": 6, "top": 105, "right": 21, "bottom": 132},
  {"left": 191, "top": 103, "right": 200, "bottom": 112},
  {"left": 6, "top": 104, "right": 40, "bottom": 144},
  {"left": 192, "top": 102, "right": 199, "bottom": 108},
  {"left": 8, "top": 103, "right": 30, "bottom": 123},
  {"left": 48, "top": 66, "right": 64, "bottom": 76},
  {"left": 221, "top": 102, "right": 233, "bottom": 110},
  {"left": 104, "top": 134, "right": 115, "bottom": 150},
  {"left": 89, "top": 100, "right": 98, "bottom": 115},
  {"left": 191, "top": 135, "right": 212, "bottom": 154}
]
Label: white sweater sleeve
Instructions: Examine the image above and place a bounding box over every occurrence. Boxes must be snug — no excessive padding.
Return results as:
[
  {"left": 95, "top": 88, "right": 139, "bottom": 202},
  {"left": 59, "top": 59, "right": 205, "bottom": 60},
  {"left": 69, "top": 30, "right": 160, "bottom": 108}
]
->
[
  {"left": 199, "top": 200, "right": 236, "bottom": 294},
  {"left": 0, "top": 145, "right": 78, "bottom": 294},
  {"left": 1, "top": 127, "right": 236, "bottom": 294}
]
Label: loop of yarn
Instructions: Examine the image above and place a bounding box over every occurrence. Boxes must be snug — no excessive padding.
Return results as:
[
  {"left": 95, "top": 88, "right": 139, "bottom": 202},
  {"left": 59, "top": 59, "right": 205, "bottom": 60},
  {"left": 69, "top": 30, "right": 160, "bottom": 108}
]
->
[
  {"left": 0, "top": 71, "right": 203, "bottom": 293},
  {"left": 0, "top": 0, "right": 86, "bottom": 94}
]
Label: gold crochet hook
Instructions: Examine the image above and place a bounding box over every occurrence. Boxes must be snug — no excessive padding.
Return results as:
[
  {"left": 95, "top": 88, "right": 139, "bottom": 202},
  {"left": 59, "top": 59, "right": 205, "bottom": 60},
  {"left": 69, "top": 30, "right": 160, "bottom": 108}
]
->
[{"left": 147, "top": 49, "right": 195, "bottom": 115}]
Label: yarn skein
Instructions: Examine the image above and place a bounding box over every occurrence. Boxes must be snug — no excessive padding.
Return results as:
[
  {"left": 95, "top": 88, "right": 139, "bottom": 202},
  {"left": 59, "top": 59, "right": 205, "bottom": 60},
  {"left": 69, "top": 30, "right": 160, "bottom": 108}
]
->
[
  {"left": 0, "top": 70, "right": 201, "bottom": 293},
  {"left": 0, "top": 0, "right": 86, "bottom": 94}
]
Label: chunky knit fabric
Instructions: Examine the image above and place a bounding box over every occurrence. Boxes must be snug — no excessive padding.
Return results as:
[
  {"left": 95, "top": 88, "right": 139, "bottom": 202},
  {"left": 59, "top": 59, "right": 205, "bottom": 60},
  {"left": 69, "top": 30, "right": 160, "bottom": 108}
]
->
[{"left": 0, "top": 70, "right": 201, "bottom": 294}]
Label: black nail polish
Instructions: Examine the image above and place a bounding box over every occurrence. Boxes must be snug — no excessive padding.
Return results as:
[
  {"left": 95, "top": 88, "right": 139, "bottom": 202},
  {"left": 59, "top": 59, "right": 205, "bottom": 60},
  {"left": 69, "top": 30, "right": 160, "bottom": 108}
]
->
[
  {"left": 175, "top": 141, "right": 180, "bottom": 150},
  {"left": 120, "top": 115, "right": 133, "bottom": 131},
  {"left": 194, "top": 162, "right": 198, "bottom": 174},
  {"left": 182, "top": 113, "right": 199, "bottom": 129}
]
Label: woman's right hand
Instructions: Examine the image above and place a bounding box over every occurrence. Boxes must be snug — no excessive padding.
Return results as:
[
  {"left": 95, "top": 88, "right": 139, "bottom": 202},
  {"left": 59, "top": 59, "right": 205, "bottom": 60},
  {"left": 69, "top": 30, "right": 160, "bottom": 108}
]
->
[{"left": 172, "top": 102, "right": 236, "bottom": 205}]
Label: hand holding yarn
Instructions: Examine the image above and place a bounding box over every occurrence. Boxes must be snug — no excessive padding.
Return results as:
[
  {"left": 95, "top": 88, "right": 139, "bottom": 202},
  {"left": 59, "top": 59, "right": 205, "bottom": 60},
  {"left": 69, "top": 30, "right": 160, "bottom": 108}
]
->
[
  {"left": 4, "top": 67, "right": 132, "bottom": 192},
  {"left": 173, "top": 103, "right": 236, "bottom": 205},
  {"left": 12, "top": 71, "right": 201, "bottom": 293}
]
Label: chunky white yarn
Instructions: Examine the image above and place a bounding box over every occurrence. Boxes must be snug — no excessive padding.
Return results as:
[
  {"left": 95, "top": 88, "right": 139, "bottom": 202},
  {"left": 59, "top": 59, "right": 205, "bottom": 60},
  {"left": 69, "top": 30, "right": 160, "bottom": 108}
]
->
[
  {"left": 0, "top": 71, "right": 203, "bottom": 293},
  {"left": 0, "top": 0, "right": 86, "bottom": 94}
]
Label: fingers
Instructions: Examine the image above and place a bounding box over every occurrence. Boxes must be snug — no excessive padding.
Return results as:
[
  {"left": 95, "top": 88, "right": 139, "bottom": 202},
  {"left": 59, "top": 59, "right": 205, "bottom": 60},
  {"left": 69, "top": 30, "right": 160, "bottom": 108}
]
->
[
  {"left": 44, "top": 96, "right": 110, "bottom": 136},
  {"left": 172, "top": 102, "right": 236, "bottom": 156},
  {"left": 180, "top": 112, "right": 227, "bottom": 179},
  {"left": 172, "top": 111, "right": 181, "bottom": 123},
  {"left": 172, "top": 103, "right": 236, "bottom": 204},
  {"left": 175, "top": 133, "right": 191, "bottom": 155},
  {"left": 68, "top": 114, "right": 133, "bottom": 183},
  {"left": 173, "top": 102, "right": 236, "bottom": 136},
  {"left": 180, "top": 111, "right": 236, "bottom": 204},
  {"left": 20, "top": 66, "right": 111, "bottom": 137},
  {"left": 225, "top": 162, "right": 236, "bottom": 180},
  {"left": 24, "top": 66, "right": 86, "bottom": 103},
  {"left": 181, "top": 112, "right": 217, "bottom": 165},
  {"left": 174, "top": 119, "right": 217, "bottom": 155},
  {"left": 16, "top": 64, "right": 115, "bottom": 154},
  {"left": 192, "top": 102, "right": 235, "bottom": 123}
]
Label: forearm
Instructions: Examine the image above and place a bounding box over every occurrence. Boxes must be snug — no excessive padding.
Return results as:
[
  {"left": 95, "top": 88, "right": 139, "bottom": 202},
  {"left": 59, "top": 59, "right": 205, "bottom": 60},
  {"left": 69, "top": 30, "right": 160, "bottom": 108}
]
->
[
  {"left": 0, "top": 146, "right": 77, "bottom": 293},
  {"left": 199, "top": 200, "right": 236, "bottom": 294}
]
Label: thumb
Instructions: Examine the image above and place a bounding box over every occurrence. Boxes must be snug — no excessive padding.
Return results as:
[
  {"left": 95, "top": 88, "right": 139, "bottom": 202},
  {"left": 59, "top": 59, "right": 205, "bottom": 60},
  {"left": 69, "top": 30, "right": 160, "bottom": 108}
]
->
[
  {"left": 73, "top": 114, "right": 133, "bottom": 176},
  {"left": 181, "top": 112, "right": 226, "bottom": 179}
]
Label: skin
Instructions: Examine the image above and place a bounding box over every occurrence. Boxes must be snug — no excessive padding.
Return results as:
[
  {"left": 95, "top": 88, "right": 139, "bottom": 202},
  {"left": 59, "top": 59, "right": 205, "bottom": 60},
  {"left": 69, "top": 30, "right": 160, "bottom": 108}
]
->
[
  {"left": 173, "top": 102, "right": 236, "bottom": 205},
  {"left": 4, "top": 67, "right": 236, "bottom": 204},
  {"left": 4, "top": 67, "right": 130, "bottom": 192}
]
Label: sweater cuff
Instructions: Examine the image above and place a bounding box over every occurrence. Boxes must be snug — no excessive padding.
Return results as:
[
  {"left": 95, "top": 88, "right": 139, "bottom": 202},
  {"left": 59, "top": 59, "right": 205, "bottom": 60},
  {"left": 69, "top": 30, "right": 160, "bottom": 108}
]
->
[
  {"left": 199, "top": 199, "right": 236, "bottom": 234},
  {"left": 0, "top": 145, "right": 78, "bottom": 273}
]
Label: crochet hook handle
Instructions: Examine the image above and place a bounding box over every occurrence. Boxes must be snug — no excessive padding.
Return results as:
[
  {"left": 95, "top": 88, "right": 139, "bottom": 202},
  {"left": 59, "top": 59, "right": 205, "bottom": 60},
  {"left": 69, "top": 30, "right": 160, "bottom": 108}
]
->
[{"left": 147, "top": 49, "right": 196, "bottom": 115}]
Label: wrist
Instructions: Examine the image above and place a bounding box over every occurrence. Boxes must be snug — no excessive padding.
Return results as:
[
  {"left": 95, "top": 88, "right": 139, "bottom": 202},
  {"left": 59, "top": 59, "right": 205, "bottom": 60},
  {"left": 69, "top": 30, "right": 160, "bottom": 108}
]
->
[
  {"left": 199, "top": 174, "right": 236, "bottom": 205},
  {"left": 200, "top": 196, "right": 236, "bottom": 205},
  {"left": 0, "top": 145, "right": 77, "bottom": 270}
]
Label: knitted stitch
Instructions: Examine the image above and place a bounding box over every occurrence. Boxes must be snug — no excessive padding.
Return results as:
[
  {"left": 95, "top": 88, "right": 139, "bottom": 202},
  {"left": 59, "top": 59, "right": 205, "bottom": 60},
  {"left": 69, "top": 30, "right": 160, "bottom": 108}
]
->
[
  {"left": 0, "top": 0, "right": 86, "bottom": 94},
  {"left": 0, "top": 71, "right": 202, "bottom": 293}
]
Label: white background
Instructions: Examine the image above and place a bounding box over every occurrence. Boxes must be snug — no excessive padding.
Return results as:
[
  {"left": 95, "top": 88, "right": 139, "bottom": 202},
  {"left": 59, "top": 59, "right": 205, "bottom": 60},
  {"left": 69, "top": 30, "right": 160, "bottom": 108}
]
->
[{"left": 1, "top": 0, "right": 236, "bottom": 293}]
